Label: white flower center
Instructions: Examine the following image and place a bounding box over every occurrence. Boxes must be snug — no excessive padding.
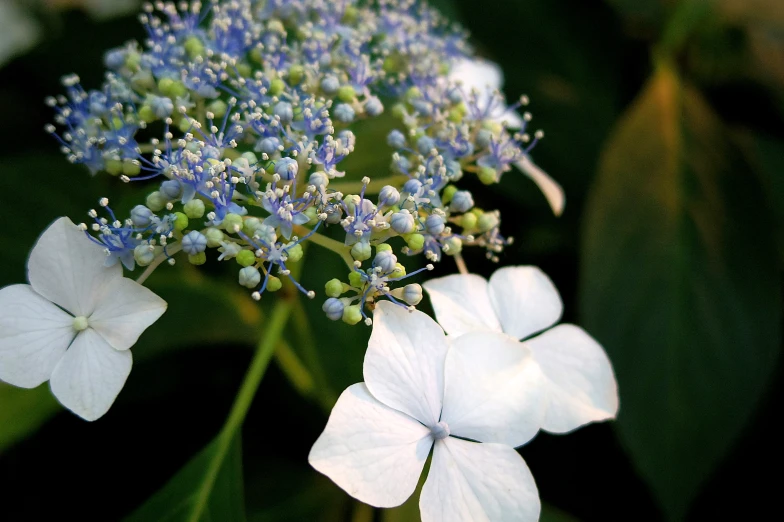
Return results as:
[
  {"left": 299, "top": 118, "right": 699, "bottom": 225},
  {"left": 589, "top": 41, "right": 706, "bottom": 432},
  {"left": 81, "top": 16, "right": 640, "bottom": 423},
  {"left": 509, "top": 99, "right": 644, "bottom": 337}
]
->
[
  {"left": 430, "top": 421, "right": 450, "bottom": 440},
  {"left": 72, "top": 316, "right": 89, "bottom": 331}
]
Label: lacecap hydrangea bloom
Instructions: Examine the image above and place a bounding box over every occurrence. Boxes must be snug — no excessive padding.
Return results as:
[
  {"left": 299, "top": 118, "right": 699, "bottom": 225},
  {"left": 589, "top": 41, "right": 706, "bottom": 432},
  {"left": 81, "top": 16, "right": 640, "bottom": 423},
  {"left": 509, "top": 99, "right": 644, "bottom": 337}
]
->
[{"left": 42, "top": 0, "right": 556, "bottom": 325}]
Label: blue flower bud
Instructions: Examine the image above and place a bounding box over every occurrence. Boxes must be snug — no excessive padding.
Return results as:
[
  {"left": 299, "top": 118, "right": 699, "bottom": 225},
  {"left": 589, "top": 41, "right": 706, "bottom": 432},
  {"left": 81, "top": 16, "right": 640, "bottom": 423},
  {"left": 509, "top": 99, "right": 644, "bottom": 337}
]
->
[
  {"left": 445, "top": 159, "right": 463, "bottom": 180},
  {"left": 275, "top": 157, "right": 299, "bottom": 180},
  {"left": 449, "top": 190, "right": 474, "bottom": 213},
  {"left": 394, "top": 155, "right": 411, "bottom": 173},
  {"left": 104, "top": 48, "right": 126, "bottom": 70},
  {"left": 321, "top": 75, "right": 340, "bottom": 94},
  {"left": 161, "top": 180, "right": 182, "bottom": 200},
  {"left": 131, "top": 205, "right": 154, "bottom": 227},
  {"left": 147, "top": 94, "right": 174, "bottom": 118},
  {"left": 402, "top": 178, "right": 422, "bottom": 195},
  {"left": 239, "top": 266, "right": 261, "bottom": 288},
  {"left": 322, "top": 298, "right": 345, "bottom": 321},
  {"left": 351, "top": 241, "right": 372, "bottom": 261},
  {"left": 402, "top": 284, "right": 423, "bottom": 306},
  {"left": 447, "top": 88, "right": 463, "bottom": 104},
  {"left": 182, "top": 230, "right": 208, "bottom": 255},
  {"left": 387, "top": 130, "right": 406, "bottom": 149},
  {"left": 365, "top": 97, "right": 384, "bottom": 116},
  {"left": 374, "top": 250, "right": 398, "bottom": 273},
  {"left": 309, "top": 171, "right": 329, "bottom": 187},
  {"left": 417, "top": 135, "right": 436, "bottom": 155},
  {"left": 378, "top": 185, "right": 400, "bottom": 207},
  {"left": 333, "top": 103, "right": 355, "bottom": 123},
  {"left": 274, "top": 101, "right": 294, "bottom": 123},
  {"left": 255, "top": 223, "right": 277, "bottom": 244},
  {"left": 412, "top": 99, "right": 433, "bottom": 115},
  {"left": 425, "top": 214, "right": 445, "bottom": 235},
  {"left": 338, "top": 130, "right": 356, "bottom": 149},
  {"left": 259, "top": 137, "right": 281, "bottom": 155},
  {"left": 390, "top": 211, "right": 416, "bottom": 234}
]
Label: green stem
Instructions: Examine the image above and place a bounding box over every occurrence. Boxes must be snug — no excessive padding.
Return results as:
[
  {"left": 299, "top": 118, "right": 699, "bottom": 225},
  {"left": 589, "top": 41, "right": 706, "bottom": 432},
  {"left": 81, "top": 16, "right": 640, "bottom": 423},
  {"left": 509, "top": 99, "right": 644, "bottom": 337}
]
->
[
  {"left": 188, "top": 298, "right": 293, "bottom": 522},
  {"left": 293, "top": 225, "right": 354, "bottom": 267},
  {"left": 136, "top": 244, "right": 183, "bottom": 285},
  {"left": 329, "top": 174, "right": 409, "bottom": 195},
  {"left": 657, "top": 0, "right": 712, "bottom": 59}
]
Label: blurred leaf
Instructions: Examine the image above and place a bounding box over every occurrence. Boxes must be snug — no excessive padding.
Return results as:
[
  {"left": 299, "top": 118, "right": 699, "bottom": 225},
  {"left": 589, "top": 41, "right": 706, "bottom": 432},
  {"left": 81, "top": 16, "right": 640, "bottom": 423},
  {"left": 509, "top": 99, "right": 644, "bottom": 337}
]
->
[
  {"left": 740, "top": 133, "right": 784, "bottom": 253},
  {"left": 580, "top": 65, "right": 780, "bottom": 519},
  {"left": 125, "top": 434, "right": 246, "bottom": 522},
  {"left": 541, "top": 504, "right": 581, "bottom": 522},
  {"left": 0, "top": 383, "right": 59, "bottom": 454}
]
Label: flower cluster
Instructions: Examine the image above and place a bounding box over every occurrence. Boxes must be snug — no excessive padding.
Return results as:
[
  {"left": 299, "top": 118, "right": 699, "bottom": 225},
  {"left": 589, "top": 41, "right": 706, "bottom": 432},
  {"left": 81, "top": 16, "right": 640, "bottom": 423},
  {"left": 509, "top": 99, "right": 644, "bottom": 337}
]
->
[{"left": 44, "top": 0, "right": 560, "bottom": 322}]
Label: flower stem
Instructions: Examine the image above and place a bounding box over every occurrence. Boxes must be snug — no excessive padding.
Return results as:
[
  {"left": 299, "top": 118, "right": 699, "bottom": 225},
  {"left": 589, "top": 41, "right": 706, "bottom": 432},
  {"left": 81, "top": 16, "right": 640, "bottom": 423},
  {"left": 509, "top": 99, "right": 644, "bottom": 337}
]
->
[
  {"left": 454, "top": 253, "right": 469, "bottom": 275},
  {"left": 188, "top": 297, "right": 293, "bottom": 522},
  {"left": 293, "top": 225, "right": 354, "bottom": 267},
  {"left": 329, "top": 174, "right": 409, "bottom": 195},
  {"left": 136, "top": 244, "right": 183, "bottom": 285}
]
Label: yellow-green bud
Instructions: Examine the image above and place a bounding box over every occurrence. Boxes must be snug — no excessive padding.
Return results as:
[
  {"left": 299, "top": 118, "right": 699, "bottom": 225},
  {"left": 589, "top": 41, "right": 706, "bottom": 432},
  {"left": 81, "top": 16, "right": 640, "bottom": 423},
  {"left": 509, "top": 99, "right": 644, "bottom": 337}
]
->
[
  {"left": 325, "top": 278, "right": 344, "bottom": 298},
  {"left": 441, "top": 185, "right": 458, "bottom": 204},
  {"left": 266, "top": 276, "right": 283, "bottom": 292},
  {"left": 207, "top": 99, "right": 228, "bottom": 119},
  {"left": 348, "top": 271, "right": 363, "bottom": 288},
  {"left": 125, "top": 52, "right": 141, "bottom": 71},
  {"left": 342, "top": 5, "right": 359, "bottom": 24},
  {"left": 236, "top": 249, "right": 256, "bottom": 267},
  {"left": 223, "top": 213, "right": 244, "bottom": 233},
  {"left": 405, "top": 233, "right": 425, "bottom": 252},
  {"left": 243, "top": 217, "right": 261, "bottom": 236},
  {"left": 179, "top": 117, "right": 195, "bottom": 133},
  {"left": 444, "top": 237, "right": 463, "bottom": 256},
  {"left": 392, "top": 263, "right": 406, "bottom": 278},
  {"left": 205, "top": 227, "right": 224, "bottom": 248},
  {"left": 375, "top": 243, "right": 392, "bottom": 253},
  {"left": 188, "top": 252, "right": 207, "bottom": 265},
  {"left": 342, "top": 305, "right": 363, "bottom": 325},
  {"left": 286, "top": 243, "right": 304, "bottom": 263},
  {"left": 477, "top": 211, "right": 500, "bottom": 232},
  {"left": 146, "top": 191, "right": 166, "bottom": 212},
  {"left": 184, "top": 199, "right": 205, "bottom": 219},
  {"left": 105, "top": 158, "right": 123, "bottom": 176},
  {"left": 337, "top": 85, "right": 356, "bottom": 102},
  {"left": 138, "top": 105, "right": 156, "bottom": 123},
  {"left": 478, "top": 166, "right": 498, "bottom": 185},
  {"left": 173, "top": 212, "right": 189, "bottom": 231},
  {"left": 184, "top": 36, "right": 205, "bottom": 58},
  {"left": 460, "top": 212, "right": 478, "bottom": 230},
  {"left": 391, "top": 103, "right": 406, "bottom": 119},
  {"left": 268, "top": 78, "right": 285, "bottom": 96},
  {"left": 351, "top": 241, "right": 372, "bottom": 261},
  {"left": 288, "top": 65, "right": 305, "bottom": 85},
  {"left": 405, "top": 86, "right": 421, "bottom": 101},
  {"left": 122, "top": 159, "right": 141, "bottom": 177}
]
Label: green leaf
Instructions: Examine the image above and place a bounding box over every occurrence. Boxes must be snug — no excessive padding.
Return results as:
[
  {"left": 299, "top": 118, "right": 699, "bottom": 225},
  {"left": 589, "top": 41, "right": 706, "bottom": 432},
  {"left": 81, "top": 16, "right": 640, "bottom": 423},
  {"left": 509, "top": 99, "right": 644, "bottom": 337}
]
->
[
  {"left": 580, "top": 66, "right": 780, "bottom": 520},
  {"left": 0, "top": 383, "right": 59, "bottom": 454},
  {"left": 125, "top": 434, "right": 246, "bottom": 522}
]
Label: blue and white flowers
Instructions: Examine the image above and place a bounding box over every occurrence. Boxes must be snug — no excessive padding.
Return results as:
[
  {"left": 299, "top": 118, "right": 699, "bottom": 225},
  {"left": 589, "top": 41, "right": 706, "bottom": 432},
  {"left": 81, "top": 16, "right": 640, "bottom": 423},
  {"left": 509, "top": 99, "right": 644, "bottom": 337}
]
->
[{"left": 0, "top": 217, "right": 167, "bottom": 421}]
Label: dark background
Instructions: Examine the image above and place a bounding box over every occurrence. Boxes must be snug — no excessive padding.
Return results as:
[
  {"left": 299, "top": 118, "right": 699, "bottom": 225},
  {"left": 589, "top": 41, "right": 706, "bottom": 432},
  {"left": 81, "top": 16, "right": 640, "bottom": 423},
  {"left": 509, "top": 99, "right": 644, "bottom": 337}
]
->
[{"left": 0, "top": 0, "right": 782, "bottom": 520}]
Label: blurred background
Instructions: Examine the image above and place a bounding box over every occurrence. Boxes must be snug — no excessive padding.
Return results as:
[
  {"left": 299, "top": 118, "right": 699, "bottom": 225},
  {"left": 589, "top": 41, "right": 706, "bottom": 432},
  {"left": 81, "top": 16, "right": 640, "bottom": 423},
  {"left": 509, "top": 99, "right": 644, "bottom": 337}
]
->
[{"left": 0, "top": 0, "right": 781, "bottom": 520}]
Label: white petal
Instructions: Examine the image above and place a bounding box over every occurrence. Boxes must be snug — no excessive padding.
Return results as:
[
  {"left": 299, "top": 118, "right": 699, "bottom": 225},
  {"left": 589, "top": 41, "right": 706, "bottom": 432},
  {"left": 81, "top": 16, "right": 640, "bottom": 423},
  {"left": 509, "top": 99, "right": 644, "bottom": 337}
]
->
[
  {"left": 515, "top": 157, "right": 565, "bottom": 216},
  {"left": 50, "top": 328, "right": 132, "bottom": 421},
  {"left": 0, "top": 285, "right": 74, "bottom": 388},
  {"left": 420, "top": 438, "right": 540, "bottom": 522},
  {"left": 89, "top": 277, "right": 167, "bottom": 350},
  {"left": 488, "top": 266, "right": 563, "bottom": 341},
  {"left": 27, "top": 217, "right": 121, "bottom": 317},
  {"left": 440, "top": 332, "right": 545, "bottom": 447},
  {"left": 450, "top": 57, "right": 504, "bottom": 92},
  {"left": 423, "top": 274, "right": 502, "bottom": 337},
  {"left": 364, "top": 301, "right": 449, "bottom": 426},
  {"left": 308, "top": 383, "right": 432, "bottom": 508},
  {"left": 525, "top": 324, "right": 619, "bottom": 433}
]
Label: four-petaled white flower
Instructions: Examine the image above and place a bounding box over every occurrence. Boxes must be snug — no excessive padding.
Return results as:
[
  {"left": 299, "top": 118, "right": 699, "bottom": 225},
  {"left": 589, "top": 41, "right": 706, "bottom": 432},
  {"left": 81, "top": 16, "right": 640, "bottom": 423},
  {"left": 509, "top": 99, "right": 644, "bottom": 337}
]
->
[
  {"left": 309, "top": 301, "right": 546, "bottom": 521},
  {"left": 449, "top": 57, "right": 565, "bottom": 216},
  {"left": 424, "top": 265, "right": 619, "bottom": 434},
  {"left": 0, "top": 217, "right": 167, "bottom": 421}
]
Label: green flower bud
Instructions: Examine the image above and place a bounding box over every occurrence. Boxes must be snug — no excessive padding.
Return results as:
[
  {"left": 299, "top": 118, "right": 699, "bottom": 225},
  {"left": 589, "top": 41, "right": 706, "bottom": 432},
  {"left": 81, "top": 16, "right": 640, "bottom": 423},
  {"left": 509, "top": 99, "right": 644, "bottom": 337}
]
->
[
  {"left": 477, "top": 211, "right": 500, "bottom": 232},
  {"left": 443, "top": 236, "right": 463, "bottom": 256},
  {"left": 342, "top": 5, "right": 359, "bottom": 24},
  {"left": 337, "top": 85, "right": 356, "bottom": 102},
  {"left": 204, "top": 227, "right": 224, "bottom": 248},
  {"left": 351, "top": 241, "right": 372, "bottom": 261},
  {"left": 207, "top": 99, "right": 228, "bottom": 119},
  {"left": 188, "top": 252, "right": 207, "bottom": 265},
  {"left": 304, "top": 206, "right": 319, "bottom": 224},
  {"left": 286, "top": 243, "right": 304, "bottom": 263},
  {"left": 179, "top": 117, "right": 196, "bottom": 133},
  {"left": 441, "top": 185, "right": 458, "bottom": 204},
  {"left": 236, "top": 249, "right": 256, "bottom": 267},
  {"left": 184, "top": 36, "right": 205, "bottom": 58},
  {"left": 348, "top": 271, "right": 363, "bottom": 288},
  {"left": 133, "top": 244, "right": 155, "bottom": 267},
  {"left": 146, "top": 191, "right": 166, "bottom": 212},
  {"left": 478, "top": 166, "right": 498, "bottom": 185},
  {"left": 266, "top": 276, "right": 283, "bottom": 292},
  {"left": 184, "top": 199, "right": 205, "bottom": 219},
  {"left": 325, "top": 278, "right": 344, "bottom": 298},
  {"left": 342, "top": 305, "right": 363, "bottom": 325},
  {"left": 460, "top": 212, "right": 478, "bottom": 230},
  {"left": 105, "top": 158, "right": 123, "bottom": 176},
  {"left": 405, "top": 233, "right": 425, "bottom": 252},
  {"left": 173, "top": 212, "right": 189, "bottom": 231},
  {"left": 288, "top": 65, "right": 305, "bottom": 85},
  {"left": 223, "top": 213, "right": 244, "bottom": 233},
  {"left": 138, "top": 105, "right": 156, "bottom": 123},
  {"left": 268, "top": 78, "right": 285, "bottom": 96},
  {"left": 243, "top": 217, "right": 262, "bottom": 236},
  {"left": 392, "top": 263, "right": 406, "bottom": 278},
  {"left": 125, "top": 52, "right": 141, "bottom": 71},
  {"left": 122, "top": 159, "right": 141, "bottom": 177},
  {"left": 405, "top": 86, "right": 421, "bottom": 101},
  {"left": 375, "top": 243, "right": 392, "bottom": 253},
  {"left": 391, "top": 103, "right": 406, "bottom": 119}
]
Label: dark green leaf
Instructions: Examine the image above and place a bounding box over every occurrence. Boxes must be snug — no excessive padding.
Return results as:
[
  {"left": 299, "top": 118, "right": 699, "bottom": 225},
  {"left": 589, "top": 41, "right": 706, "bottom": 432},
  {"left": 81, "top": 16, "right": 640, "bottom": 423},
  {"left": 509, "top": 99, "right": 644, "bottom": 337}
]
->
[
  {"left": 0, "top": 383, "right": 59, "bottom": 454},
  {"left": 580, "top": 66, "right": 780, "bottom": 519},
  {"left": 125, "top": 434, "right": 246, "bottom": 522}
]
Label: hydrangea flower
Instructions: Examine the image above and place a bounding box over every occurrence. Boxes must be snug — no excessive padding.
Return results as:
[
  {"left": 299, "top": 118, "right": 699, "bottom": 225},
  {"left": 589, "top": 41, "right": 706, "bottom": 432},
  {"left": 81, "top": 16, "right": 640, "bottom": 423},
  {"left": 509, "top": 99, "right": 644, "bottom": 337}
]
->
[
  {"left": 450, "top": 57, "right": 565, "bottom": 216},
  {"left": 0, "top": 217, "right": 167, "bottom": 421},
  {"left": 424, "top": 266, "right": 619, "bottom": 433},
  {"left": 309, "top": 302, "right": 545, "bottom": 521}
]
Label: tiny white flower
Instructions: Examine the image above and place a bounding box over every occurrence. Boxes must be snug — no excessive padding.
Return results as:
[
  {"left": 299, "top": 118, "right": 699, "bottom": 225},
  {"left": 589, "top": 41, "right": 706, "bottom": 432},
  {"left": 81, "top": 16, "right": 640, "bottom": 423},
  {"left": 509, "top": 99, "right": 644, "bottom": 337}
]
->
[
  {"left": 424, "top": 266, "right": 619, "bottom": 434},
  {"left": 309, "top": 302, "right": 545, "bottom": 521},
  {"left": 0, "top": 217, "right": 167, "bottom": 421},
  {"left": 450, "top": 57, "right": 565, "bottom": 216}
]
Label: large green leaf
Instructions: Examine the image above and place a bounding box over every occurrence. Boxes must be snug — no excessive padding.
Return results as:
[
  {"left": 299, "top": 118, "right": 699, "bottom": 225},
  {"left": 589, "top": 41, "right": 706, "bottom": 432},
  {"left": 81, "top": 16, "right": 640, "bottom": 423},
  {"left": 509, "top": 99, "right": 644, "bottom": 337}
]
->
[
  {"left": 580, "top": 65, "right": 780, "bottom": 520},
  {"left": 125, "top": 434, "right": 246, "bottom": 522}
]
